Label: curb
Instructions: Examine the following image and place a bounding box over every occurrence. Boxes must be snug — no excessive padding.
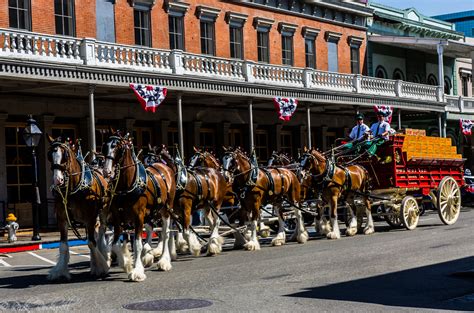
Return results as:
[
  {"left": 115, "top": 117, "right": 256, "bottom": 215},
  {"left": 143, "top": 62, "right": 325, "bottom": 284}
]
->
[
  {"left": 0, "top": 239, "right": 88, "bottom": 254},
  {"left": 0, "top": 231, "right": 158, "bottom": 254}
]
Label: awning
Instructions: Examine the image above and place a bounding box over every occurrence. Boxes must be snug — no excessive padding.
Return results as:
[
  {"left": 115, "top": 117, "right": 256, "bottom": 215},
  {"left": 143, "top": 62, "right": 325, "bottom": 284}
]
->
[{"left": 368, "top": 35, "right": 474, "bottom": 59}]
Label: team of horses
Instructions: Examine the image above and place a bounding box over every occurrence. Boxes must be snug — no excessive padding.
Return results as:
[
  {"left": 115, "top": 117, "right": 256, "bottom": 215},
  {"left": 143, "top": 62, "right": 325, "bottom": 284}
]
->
[{"left": 46, "top": 131, "right": 374, "bottom": 282}]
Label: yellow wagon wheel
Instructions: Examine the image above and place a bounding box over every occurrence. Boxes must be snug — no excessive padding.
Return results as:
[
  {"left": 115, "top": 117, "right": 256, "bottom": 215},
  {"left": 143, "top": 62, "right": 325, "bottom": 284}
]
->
[
  {"left": 400, "top": 196, "right": 419, "bottom": 230},
  {"left": 437, "top": 176, "right": 461, "bottom": 225}
]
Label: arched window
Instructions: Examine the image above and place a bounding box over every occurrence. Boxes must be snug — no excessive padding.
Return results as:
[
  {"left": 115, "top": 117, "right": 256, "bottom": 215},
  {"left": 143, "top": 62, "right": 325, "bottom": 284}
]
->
[
  {"left": 411, "top": 74, "right": 421, "bottom": 84},
  {"left": 392, "top": 69, "right": 405, "bottom": 80},
  {"left": 427, "top": 74, "right": 438, "bottom": 86},
  {"left": 444, "top": 76, "right": 452, "bottom": 95},
  {"left": 375, "top": 65, "right": 387, "bottom": 79}
]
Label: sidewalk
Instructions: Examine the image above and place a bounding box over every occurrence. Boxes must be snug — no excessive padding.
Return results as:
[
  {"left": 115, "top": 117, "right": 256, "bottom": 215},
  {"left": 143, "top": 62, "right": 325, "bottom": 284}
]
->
[{"left": 0, "top": 228, "right": 87, "bottom": 254}]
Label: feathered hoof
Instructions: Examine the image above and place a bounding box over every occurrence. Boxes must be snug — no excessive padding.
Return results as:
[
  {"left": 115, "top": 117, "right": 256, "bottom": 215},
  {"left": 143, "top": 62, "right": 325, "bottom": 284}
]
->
[
  {"left": 207, "top": 240, "right": 222, "bottom": 256},
  {"left": 326, "top": 231, "right": 341, "bottom": 240},
  {"left": 47, "top": 269, "right": 71, "bottom": 282},
  {"left": 157, "top": 259, "right": 172, "bottom": 272},
  {"left": 177, "top": 241, "right": 189, "bottom": 254},
  {"left": 244, "top": 230, "right": 252, "bottom": 241},
  {"left": 364, "top": 227, "right": 375, "bottom": 235},
  {"left": 190, "top": 246, "right": 202, "bottom": 257},
  {"left": 345, "top": 227, "right": 357, "bottom": 237},
  {"left": 128, "top": 269, "right": 147, "bottom": 282},
  {"left": 297, "top": 231, "right": 309, "bottom": 244},
  {"left": 244, "top": 240, "right": 261, "bottom": 251},
  {"left": 142, "top": 253, "right": 154, "bottom": 268},
  {"left": 151, "top": 248, "right": 162, "bottom": 258},
  {"left": 271, "top": 237, "right": 285, "bottom": 246}
]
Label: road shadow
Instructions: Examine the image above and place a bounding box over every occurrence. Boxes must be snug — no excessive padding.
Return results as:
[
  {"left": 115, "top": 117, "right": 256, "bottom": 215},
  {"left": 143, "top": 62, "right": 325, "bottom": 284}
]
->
[{"left": 286, "top": 256, "right": 474, "bottom": 311}]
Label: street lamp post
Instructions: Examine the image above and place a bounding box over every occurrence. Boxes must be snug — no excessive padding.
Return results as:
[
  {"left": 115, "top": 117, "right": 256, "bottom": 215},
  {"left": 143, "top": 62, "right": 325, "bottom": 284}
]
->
[{"left": 22, "top": 115, "right": 42, "bottom": 241}]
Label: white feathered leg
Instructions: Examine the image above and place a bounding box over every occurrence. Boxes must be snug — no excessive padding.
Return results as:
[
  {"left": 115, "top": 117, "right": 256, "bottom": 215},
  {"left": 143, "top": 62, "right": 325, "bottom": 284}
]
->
[
  {"left": 89, "top": 241, "right": 109, "bottom": 277},
  {"left": 184, "top": 229, "right": 202, "bottom": 256},
  {"left": 363, "top": 206, "right": 375, "bottom": 235},
  {"left": 326, "top": 217, "right": 341, "bottom": 239},
  {"left": 244, "top": 220, "right": 260, "bottom": 251},
  {"left": 112, "top": 240, "right": 133, "bottom": 274},
  {"left": 294, "top": 206, "right": 309, "bottom": 243},
  {"left": 207, "top": 211, "right": 223, "bottom": 256},
  {"left": 271, "top": 205, "right": 286, "bottom": 246},
  {"left": 345, "top": 206, "right": 358, "bottom": 237},
  {"left": 169, "top": 231, "right": 177, "bottom": 261},
  {"left": 128, "top": 235, "right": 146, "bottom": 282},
  {"left": 176, "top": 231, "right": 188, "bottom": 253},
  {"left": 48, "top": 242, "right": 70, "bottom": 281},
  {"left": 157, "top": 216, "right": 172, "bottom": 271}
]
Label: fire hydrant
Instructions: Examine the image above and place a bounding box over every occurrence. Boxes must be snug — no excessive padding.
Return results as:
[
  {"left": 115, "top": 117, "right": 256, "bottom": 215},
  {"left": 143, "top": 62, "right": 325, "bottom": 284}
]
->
[{"left": 5, "top": 213, "right": 19, "bottom": 243}]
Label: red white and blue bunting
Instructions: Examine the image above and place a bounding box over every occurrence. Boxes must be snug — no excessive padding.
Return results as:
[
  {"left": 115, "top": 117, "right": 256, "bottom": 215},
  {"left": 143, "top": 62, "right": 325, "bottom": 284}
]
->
[
  {"left": 130, "top": 83, "right": 168, "bottom": 113},
  {"left": 460, "top": 119, "right": 473, "bottom": 135},
  {"left": 274, "top": 97, "right": 298, "bottom": 121},
  {"left": 373, "top": 105, "right": 393, "bottom": 124}
]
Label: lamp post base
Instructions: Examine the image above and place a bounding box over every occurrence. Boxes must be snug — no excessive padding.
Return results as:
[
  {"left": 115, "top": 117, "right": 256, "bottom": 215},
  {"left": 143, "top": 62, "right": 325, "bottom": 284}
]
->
[{"left": 31, "top": 234, "right": 41, "bottom": 241}]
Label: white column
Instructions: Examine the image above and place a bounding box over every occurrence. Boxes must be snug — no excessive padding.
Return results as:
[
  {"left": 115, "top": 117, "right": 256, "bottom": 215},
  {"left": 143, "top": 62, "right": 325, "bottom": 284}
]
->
[
  {"left": 398, "top": 109, "right": 402, "bottom": 130},
  {"left": 437, "top": 44, "right": 445, "bottom": 101},
  {"left": 471, "top": 50, "right": 474, "bottom": 96},
  {"left": 438, "top": 113, "right": 443, "bottom": 138},
  {"left": 177, "top": 93, "right": 184, "bottom": 158},
  {"left": 306, "top": 104, "right": 312, "bottom": 148},
  {"left": 88, "top": 85, "right": 96, "bottom": 154},
  {"left": 248, "top": 99, "right": 254, "bottom": 151}
]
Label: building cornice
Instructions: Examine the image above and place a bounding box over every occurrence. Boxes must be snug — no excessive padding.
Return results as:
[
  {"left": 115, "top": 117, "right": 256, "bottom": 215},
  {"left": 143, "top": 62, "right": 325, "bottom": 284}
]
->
[{"left": 164, "top": 0, "right": 190, "bottom": 14}]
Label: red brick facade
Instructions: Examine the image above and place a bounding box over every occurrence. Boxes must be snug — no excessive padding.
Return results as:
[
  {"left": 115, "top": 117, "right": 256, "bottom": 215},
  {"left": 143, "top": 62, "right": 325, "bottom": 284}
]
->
[{"left": 0, "top": 0, "right": 367, "bottom": 73}]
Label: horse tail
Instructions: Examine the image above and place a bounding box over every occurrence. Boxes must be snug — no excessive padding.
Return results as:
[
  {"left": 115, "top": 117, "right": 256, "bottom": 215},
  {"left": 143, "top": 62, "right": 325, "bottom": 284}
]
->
[{"left": 361, "top": 166, "right": 371, "bottom": 194}]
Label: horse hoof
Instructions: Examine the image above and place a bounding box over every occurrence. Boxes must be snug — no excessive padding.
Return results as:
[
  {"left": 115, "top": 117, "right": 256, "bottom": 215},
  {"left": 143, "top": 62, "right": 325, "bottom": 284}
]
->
[
  {"left": 128, "top": 270, "right": 146, "bottom": 282},
  {"left": 271, "top": 238, "right": 285, "bottom": 246},
  {"left": 151, "top": 247, "right": 162, "bottom": 258},
  {"left": 345, "top": 228, "right": 357, "bottom": 237},
  {"left": 326, "top": 232, "right": 340, "bottom": 240},
  {"left": 191, "top": 247, "right": 202, "bottom": 257},
  {"left": 47, "top": 271, "right": 71, "bottom": 282},
  {"left": 244, "top": 241, "right": 261, "bottom": 251},
  {"left": 297, "top": 231, "right": 309, "bottom": 244},
  {"left": 364, "top": 227, "right": 375, "bottom": 235},
  {"left": 207, "top": 241, "right": 222, "bottom": 256},
  {"left": 142, "top": 253, "right": 154, "bottom": 268},
  {"left": 157, "top": 260, "right": 172, "bottom": 272}
]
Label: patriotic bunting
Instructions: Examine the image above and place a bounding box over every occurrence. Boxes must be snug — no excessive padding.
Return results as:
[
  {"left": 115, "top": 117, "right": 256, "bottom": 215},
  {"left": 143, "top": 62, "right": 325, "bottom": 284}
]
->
[
  {"left": 130, "top": 83, "right": 167, "bottom": 113},
  {"left": 460, "top": 119, "right": 473, "bottom": 135},
  {"left": 273, "top": 97, "right": 298, "bottom": 121},
  {"left": 373, "top": 105, "right": 393, "bottom": 123}
]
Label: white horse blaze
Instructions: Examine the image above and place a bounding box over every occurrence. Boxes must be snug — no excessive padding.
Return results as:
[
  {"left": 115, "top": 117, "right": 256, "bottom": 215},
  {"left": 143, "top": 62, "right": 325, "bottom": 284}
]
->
[{"left": 52, "top": 149, "right": 64, "bottom": 186}]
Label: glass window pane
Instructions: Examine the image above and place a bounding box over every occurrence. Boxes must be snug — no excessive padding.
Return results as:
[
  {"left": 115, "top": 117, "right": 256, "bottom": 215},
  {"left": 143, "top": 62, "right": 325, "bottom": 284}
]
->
[
  {"left": 19, "top": 185, "right": 32, "bottom": 202},
  {"left": 5, "top": 127, "right": 18, "bottom": 145},
  {"left": 54, "top": 0, "right": 62, "bottom": 14},
  {"left": 7, "top": 167, "right": 18, "bottom": 184},
  {"left": 6, "top": 147, "right": 18, "bottom": 165},
  {"left": 7, "top": 186, "right": 19, "bottom": 203},
  {"left": 18, "top": 9, "right": 26, "bottom": 29},
  {"left": 9, "top": 8, "right": 18, "bottom": 28},
  {"left": 18, "top": 166, "right": 31, "bottom": 184}
]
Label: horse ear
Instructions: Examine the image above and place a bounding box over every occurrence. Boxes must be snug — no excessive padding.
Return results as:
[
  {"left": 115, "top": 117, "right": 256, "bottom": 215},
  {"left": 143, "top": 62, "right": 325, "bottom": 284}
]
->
[
  {"left": 108, "top": 126, "right": 115, "bottom": 135},
  {"left": 47, "top": 134, "right": 54, "bottom": 144},
  {"left": 303, "top": 146, "right": 308, "bottom": 153},
  {"left": 148, "top": 143, "right": 152, "bottom": 151},
  {"left": 193, "top": 146, "right": 199, "bottom": 152}
]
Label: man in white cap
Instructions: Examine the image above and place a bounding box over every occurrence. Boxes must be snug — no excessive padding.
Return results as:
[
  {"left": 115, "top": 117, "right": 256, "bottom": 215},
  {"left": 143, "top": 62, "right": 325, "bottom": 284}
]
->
[
  {"left": 370, "top": 111, "right": 391, "bottom": 141},
  {"left": 349, "top": 113, "right": 370, "bottom": 142}
]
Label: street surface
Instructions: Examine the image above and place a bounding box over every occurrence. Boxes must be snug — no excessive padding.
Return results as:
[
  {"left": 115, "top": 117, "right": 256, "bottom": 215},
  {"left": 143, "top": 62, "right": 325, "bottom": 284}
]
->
[{"left": 1, "top": 208, "right": 474, "bottom": 312}]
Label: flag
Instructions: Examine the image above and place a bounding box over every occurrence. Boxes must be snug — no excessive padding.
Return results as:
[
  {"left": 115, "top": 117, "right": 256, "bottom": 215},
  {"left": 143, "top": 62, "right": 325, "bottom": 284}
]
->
[
  {"left": 460, "top": 119, "right": 473, "bottom": 135},
  {"left": 273, "top": 97, "right": 298, "bottom": 121},
  {"left": 130, "top": 83, "right": 167, "bottom": 113},
  {"left": 374, "top": 105, "right": 393, "bottom": 124}
]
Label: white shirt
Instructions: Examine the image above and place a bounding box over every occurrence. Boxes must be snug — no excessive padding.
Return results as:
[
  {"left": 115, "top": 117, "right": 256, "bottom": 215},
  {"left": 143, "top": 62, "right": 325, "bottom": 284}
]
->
[
  {"left": 370, "top": 120, "right": 391, "bottom": 140},
  {"left": 349, "top": 123, "right": 370, "bottom": 140}
]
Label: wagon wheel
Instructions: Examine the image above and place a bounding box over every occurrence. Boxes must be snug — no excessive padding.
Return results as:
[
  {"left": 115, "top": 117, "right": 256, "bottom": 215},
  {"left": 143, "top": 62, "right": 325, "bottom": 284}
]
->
[
  {"left": 382, "top": 206, "right": 401, "bottom": 227},
  {"left": 399, "top": 196, "right": 419, "bottom": 230},
  {"left": 437, "top": 176, "right": 461, "bottom": 225}
]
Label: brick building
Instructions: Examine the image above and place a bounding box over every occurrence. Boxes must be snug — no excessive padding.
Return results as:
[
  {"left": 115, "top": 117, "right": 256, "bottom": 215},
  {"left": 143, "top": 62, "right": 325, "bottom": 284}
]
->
[{"left": 0, "top": 0, "right": 465, "bottom": 227}]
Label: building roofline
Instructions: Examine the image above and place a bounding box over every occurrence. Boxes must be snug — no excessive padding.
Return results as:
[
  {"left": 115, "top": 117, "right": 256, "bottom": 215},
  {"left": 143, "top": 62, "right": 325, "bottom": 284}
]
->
[{"left": 433, "top": 10, "right": 474, "bottom": 20}]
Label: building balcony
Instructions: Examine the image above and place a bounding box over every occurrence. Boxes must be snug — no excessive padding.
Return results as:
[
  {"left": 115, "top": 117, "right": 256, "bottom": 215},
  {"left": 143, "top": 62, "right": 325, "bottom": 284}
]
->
[{"left": 0, "top": 27, "right": 471, "bottom": 113}]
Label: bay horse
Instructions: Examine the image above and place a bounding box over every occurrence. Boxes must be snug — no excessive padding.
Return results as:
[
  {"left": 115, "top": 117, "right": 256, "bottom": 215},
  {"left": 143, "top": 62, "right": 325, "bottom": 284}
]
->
[
  {"left": 102, "top": 134, "right": 176, "bottom": 281},
  {"left": 47, "top": 136, "right": 109, "bottom": 280},
  {"left": 222, "top": 147, "right": 308, "bottom": 250},
  {"left": 169, "top": 146, "right": 228, "bottom": 256},
  {"left": 267, "top": 151, "right": 294, "bottom": 167},
  {"left": 299, "top": 147, "right": 373, "bottom": 239},
  {"left": 188, "top": 147, "right": 249, "bottom": 248}
]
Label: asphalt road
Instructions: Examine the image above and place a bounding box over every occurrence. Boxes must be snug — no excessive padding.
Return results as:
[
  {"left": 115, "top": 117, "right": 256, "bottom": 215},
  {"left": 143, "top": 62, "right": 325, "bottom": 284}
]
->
[{"left": 1, "top": 208, "right": 474, "bottom": 312}]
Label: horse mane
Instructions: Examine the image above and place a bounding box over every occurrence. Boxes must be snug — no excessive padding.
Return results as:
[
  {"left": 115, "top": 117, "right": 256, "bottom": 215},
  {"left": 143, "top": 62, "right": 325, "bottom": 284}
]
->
[
  {"left": 311, "top": 148, "right": 326, "bottom": 162},
  {"left": 204, "top": 151, "right": 221, "bottom": 168}
]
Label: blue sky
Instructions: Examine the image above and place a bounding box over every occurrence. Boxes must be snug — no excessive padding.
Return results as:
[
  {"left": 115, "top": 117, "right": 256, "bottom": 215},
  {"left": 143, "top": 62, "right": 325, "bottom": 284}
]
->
[{"left": 372, "top": 0, "right": 473, "bottom": 16}]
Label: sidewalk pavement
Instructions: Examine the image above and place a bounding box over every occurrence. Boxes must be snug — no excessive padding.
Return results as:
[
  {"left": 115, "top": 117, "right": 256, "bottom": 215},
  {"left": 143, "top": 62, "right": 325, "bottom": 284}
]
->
[{"left": 0, "top": 228, "right": 87, "bottom": 254}]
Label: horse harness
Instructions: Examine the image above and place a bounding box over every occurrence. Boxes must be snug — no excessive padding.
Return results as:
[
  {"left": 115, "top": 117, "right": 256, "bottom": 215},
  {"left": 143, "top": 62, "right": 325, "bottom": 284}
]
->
[{"left": 309, "top": 156, "right": 353, "bottom": 192}]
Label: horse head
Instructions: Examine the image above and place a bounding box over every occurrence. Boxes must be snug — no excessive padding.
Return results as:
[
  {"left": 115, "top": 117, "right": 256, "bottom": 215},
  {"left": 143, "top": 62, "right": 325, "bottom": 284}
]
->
[
  {"left": 222, "top": 147, "right": 250, "bottom": 183},
  {"left": 102, "top": 132, "right": 128, "bottom": 178},
  {"left": 143, "top": 144, "right": 160, "bottom": 166},
  {"left": 47, "top": 135, "right": 77, "bottom": 187},
  {"left": 299, "top": 148, "right": 326, "bottom": 180}
]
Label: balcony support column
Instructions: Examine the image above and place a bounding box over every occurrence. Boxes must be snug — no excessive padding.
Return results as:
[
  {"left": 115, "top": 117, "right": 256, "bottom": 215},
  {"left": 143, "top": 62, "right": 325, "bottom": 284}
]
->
[
  {"left": 398, "top": 109, "right": 402, "bottom": 130},
  {"left": 437, "top": 44, "right": 445, "bottom": 102},
  {"left": 248, "top": 99, "right": 254, "bottom": 151},
  {"left": 88, "top": 85, "right": 96, "bottom": 156},
  {"left": 177, "top": 93, "right": 184, "bottom": 158},
  {"left": 306, "top": 104, "right": 312, "bottom": 148}
]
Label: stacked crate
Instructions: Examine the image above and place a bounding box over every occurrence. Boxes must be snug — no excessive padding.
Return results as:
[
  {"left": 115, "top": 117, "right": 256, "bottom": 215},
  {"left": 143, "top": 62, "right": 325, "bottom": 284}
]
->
[{"left": 402, "top": 135, "right": 462, "bottom": 160}]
